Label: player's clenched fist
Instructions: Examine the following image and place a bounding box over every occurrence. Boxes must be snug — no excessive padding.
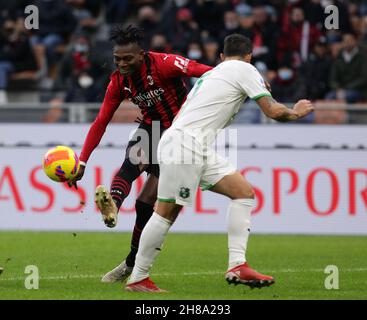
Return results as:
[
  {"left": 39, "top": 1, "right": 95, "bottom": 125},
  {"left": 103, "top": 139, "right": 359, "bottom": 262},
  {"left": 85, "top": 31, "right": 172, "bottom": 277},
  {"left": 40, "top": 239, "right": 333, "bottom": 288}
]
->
[{"left": 293, "top": 99, "right": 314, "bottom": 118}]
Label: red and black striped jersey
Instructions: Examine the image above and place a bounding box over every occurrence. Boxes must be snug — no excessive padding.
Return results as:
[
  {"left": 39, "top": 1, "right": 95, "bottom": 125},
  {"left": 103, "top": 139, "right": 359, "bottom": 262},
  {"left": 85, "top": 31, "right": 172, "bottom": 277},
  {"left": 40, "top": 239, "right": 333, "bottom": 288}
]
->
[{"left": 80, "top": 51, "right": 212, "bottom": 163}]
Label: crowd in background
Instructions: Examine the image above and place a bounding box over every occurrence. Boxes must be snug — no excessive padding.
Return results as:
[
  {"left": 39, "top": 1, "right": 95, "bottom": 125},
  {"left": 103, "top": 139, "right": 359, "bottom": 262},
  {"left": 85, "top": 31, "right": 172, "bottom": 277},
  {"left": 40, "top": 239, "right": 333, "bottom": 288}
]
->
[{"left": 0, "top": 0, "right": 367, "bottom": 123}]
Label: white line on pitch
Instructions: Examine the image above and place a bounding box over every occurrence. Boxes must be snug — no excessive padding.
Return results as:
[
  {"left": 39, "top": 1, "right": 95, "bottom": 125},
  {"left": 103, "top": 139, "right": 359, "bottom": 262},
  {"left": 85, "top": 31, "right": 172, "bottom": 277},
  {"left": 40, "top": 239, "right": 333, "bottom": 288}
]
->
[{"left": 0, "top": 268, "right": 366, "bottom": 282}]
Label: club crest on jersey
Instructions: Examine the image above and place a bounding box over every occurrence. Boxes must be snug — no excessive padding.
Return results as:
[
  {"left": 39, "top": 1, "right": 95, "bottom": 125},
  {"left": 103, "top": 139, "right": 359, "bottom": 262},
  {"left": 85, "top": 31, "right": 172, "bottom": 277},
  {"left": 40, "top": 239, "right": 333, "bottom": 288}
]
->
[
  {"left": 179, "top": 187, "right": 190, "bottom": 199},
  {"left": 147, "top": 75, "right": 154, "bottom": 86}
]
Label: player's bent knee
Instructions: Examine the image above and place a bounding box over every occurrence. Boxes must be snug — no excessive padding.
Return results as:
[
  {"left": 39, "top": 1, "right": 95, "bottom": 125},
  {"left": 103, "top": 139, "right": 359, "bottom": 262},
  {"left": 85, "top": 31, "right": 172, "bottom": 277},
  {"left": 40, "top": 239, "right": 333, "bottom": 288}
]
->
[
  {"left": 232, "top": 187, "right": 255, "bottom": 200},
  {"left": 156, "top": 201, "right": 182, "bottom": 222},
  {"left": 137, "top": 194, "right": 156, "bottom": 206}
]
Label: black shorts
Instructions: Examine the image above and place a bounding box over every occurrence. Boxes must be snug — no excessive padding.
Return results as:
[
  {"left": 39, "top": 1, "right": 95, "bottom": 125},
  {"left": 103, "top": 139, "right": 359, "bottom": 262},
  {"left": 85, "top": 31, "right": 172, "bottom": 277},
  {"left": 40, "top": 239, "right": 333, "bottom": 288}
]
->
[{"left": 125, "top": 121, "right": 166, "bottom": 178}]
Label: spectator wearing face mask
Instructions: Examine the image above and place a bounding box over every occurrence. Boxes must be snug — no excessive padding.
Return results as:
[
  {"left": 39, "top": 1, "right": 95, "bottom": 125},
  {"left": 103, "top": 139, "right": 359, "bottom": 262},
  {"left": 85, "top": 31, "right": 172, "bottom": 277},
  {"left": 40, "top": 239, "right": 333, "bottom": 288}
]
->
[
  {"left": 185, "top": 42, "right": 206, "bottom": 89},
  {"left": 187, "top": 42, "right": 204, "bottom": 62},
  {"left": 44, "top": 32, "right": 113, "bottom": 122},
  {"left": 270, "top": 65, "right": 307, "bottom": 103},
  {"left": 52, "top": 32, "right": 113, "bottom": 102}
]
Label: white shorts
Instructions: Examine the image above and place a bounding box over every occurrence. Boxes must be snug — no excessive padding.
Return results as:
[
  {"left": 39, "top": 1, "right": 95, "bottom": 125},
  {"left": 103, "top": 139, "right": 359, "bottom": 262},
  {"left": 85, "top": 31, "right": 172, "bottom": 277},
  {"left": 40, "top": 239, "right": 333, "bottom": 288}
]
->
[{"left": 157, "top": 129, "right": 236, "bottom": 206}]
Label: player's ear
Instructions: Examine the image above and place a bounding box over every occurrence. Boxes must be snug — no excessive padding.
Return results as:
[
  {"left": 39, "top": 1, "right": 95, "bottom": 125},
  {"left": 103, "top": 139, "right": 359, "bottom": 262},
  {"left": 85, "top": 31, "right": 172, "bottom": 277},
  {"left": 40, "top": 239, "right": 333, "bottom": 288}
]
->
[
  {"left": 220, "top": 53, "right": 225, "bottom": 61},
  {"left": 244, "top": 53, "right": 252, "bottom": 63}
]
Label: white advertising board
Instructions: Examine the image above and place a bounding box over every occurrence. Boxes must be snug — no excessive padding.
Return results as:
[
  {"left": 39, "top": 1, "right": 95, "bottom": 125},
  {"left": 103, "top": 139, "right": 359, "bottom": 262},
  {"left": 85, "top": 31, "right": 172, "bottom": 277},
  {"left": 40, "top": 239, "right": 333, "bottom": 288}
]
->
[{"left": 0, "top": 124, "right": 366, "bottom": 234}]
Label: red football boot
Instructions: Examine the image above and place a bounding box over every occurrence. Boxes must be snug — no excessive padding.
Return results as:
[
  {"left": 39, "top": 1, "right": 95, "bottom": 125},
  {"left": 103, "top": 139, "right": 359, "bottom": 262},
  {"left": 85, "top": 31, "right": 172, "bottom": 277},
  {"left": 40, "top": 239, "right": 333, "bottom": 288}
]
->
[
  {"left": 225, "top": 262, "right": 275, "bottom": 289},
  {"left": 125, "top": 277, "right": 167, "bottom": 293}
]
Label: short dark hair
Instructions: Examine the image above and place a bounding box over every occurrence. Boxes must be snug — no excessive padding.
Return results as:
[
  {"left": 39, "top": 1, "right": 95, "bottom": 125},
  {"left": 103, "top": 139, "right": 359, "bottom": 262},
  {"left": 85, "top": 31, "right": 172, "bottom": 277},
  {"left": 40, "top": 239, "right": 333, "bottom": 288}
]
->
[
  {"left": 223, "top": 34, "right": 252, "bottom": 57},
  {"left": 109, "top": 24, "right": 144, "bottom": 46}
]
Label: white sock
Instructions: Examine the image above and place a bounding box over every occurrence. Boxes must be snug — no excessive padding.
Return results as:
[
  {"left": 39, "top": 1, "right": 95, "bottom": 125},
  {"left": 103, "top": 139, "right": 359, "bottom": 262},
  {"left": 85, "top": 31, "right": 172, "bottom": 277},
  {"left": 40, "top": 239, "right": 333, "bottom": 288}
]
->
[
  {"left": 128, "top": 212, "right": 172, "bottom": 283},
  {"left": 227, "top": 198, "right": 254, "bottom": 270}
]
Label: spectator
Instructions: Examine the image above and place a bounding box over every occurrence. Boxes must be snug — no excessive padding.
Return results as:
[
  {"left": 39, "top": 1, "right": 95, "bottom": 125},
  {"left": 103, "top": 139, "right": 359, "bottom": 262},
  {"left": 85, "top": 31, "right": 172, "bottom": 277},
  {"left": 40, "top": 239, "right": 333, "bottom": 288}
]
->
[
  {"left": 137, "top": 6, "right": 161, "bottom": 49},
  {"left": 0, "top": 18, "right": 38, "bottom": 104},
  {"left": 150, "top": 33, "right": 172, "bottom": 53},
  {"left": 168, "top": 7, "right": 201, "bottom": 53},
  {"left": 194, "top": 0, "right": 230, "bottom": 37},
  {"left": 348, "top": 4, "right": 365, "bottom": 41},
  {"left": 325, "top": 30, "right": 343, "bottom": 58},
  {"left": 1, "top": 0, "right": 366, "bottom": 113},
  {"left": 219, "top": 10, "right": 242, "bottom": 43},
  {"left": 326, "top": 33, "right": 367, "bottom": 103},
  {"left": 186, "top": 41, "right": 205, "bottom": 62},
  {"left": 65, "top": 0, "right": 102, "bottom": 35},
  {"left": 270, "top": 64, "right": 307, "bottom": 103},
  {"left": 159, "top": 0, "right": 196, "bottom": 41},
  {"left": 299, "top": 36, "right": 332, "bottom": 100},
  {"left": 53, "top": 32, "right": 112, "bottom": 102},
  {"left": 30, "top": 0, "right": 77, "bottom": 80},
  {"left": 202, "top": 37, "right": 220, "bottom": 66},
  {"left": 235, "top": 3, "right": 255, "bottom": 40},
  {"left": 44, "top": 31, "right": 113, "bottom": 122},
  {"left": 302, "top": 0, "right": 324, "bottom": 29},
  {"left": 104, "top": 0, "right": 129, "bottom": 24},
  {"left": 278, "top": 6, "right": 321, "bottom": 68},
  {"left": 185, "top": 41, "right": 206, "bottom": 89},
  {"left": 252, "top": 5, "right": 279, "bottom": 70}
]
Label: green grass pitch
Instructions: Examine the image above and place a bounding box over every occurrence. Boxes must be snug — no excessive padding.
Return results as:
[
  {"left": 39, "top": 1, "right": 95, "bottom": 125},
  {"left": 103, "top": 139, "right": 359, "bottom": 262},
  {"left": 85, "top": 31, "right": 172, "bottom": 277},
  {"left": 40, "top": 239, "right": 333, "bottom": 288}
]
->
[{"left": 0, "top": 232, "right": 366, "bottom": 300}]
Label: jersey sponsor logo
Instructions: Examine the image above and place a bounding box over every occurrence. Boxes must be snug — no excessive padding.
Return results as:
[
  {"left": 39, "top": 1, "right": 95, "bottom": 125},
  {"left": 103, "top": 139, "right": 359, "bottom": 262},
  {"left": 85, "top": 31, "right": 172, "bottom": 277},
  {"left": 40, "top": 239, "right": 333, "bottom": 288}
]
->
[{"left": 131, "top": 88, "right": 165, "bottom": 107}]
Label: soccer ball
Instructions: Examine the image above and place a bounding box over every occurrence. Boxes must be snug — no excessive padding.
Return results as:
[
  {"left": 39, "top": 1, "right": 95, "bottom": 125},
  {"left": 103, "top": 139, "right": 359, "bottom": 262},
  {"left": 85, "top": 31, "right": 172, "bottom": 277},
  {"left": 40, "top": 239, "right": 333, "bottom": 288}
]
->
[{"left": 43, "top": 146, "right": 80, "bottom": 182}]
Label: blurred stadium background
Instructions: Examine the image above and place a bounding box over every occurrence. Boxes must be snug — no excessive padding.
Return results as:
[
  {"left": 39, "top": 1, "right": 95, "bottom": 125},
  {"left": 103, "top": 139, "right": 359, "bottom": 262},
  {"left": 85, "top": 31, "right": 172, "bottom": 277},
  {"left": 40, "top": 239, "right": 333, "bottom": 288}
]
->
[{"left": 0, "top": 0, "right": 367, "bottom": 300}]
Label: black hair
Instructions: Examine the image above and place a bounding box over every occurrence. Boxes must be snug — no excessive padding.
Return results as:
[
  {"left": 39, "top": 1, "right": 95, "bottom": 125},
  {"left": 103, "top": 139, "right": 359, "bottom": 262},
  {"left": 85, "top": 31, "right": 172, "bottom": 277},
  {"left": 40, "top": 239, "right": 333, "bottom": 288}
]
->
[
  {"left": 223, "top": 34, "right": 252, "bottom": 57},
  {"left": 109, "top": 24, "right": 144, "bottom": 46}
]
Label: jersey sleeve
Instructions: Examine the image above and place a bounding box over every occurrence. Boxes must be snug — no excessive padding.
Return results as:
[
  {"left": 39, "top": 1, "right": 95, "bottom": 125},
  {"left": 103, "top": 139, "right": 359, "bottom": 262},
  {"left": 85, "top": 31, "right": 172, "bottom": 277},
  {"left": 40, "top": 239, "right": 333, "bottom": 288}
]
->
[
  {"left": 158, "top": 53, "right": 212, "bottom": 79},
  {"left": 79, "top": 75, "right": 124, "bottom": 163},
  {"left": 239, "top": 65, "right": 272, "bottom": 100}
]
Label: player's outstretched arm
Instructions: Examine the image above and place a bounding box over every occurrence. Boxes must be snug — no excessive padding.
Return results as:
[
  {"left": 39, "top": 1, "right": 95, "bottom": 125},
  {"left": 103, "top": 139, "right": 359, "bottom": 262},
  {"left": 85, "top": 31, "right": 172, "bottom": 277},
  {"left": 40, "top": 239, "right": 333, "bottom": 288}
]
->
[
  {"left": 66, "top": 77, "right": 123, "bottom": 190},
  {"left": 256, "top": 96, "right": 314, "bottom": 122}
]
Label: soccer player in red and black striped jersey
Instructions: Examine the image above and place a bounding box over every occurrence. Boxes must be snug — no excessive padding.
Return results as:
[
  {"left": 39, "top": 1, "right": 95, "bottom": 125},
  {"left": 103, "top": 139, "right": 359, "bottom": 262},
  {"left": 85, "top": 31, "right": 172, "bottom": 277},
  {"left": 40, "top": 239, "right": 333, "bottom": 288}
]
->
[{"left": 68, "top": 25, "right": 212, "bottom": 282}]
